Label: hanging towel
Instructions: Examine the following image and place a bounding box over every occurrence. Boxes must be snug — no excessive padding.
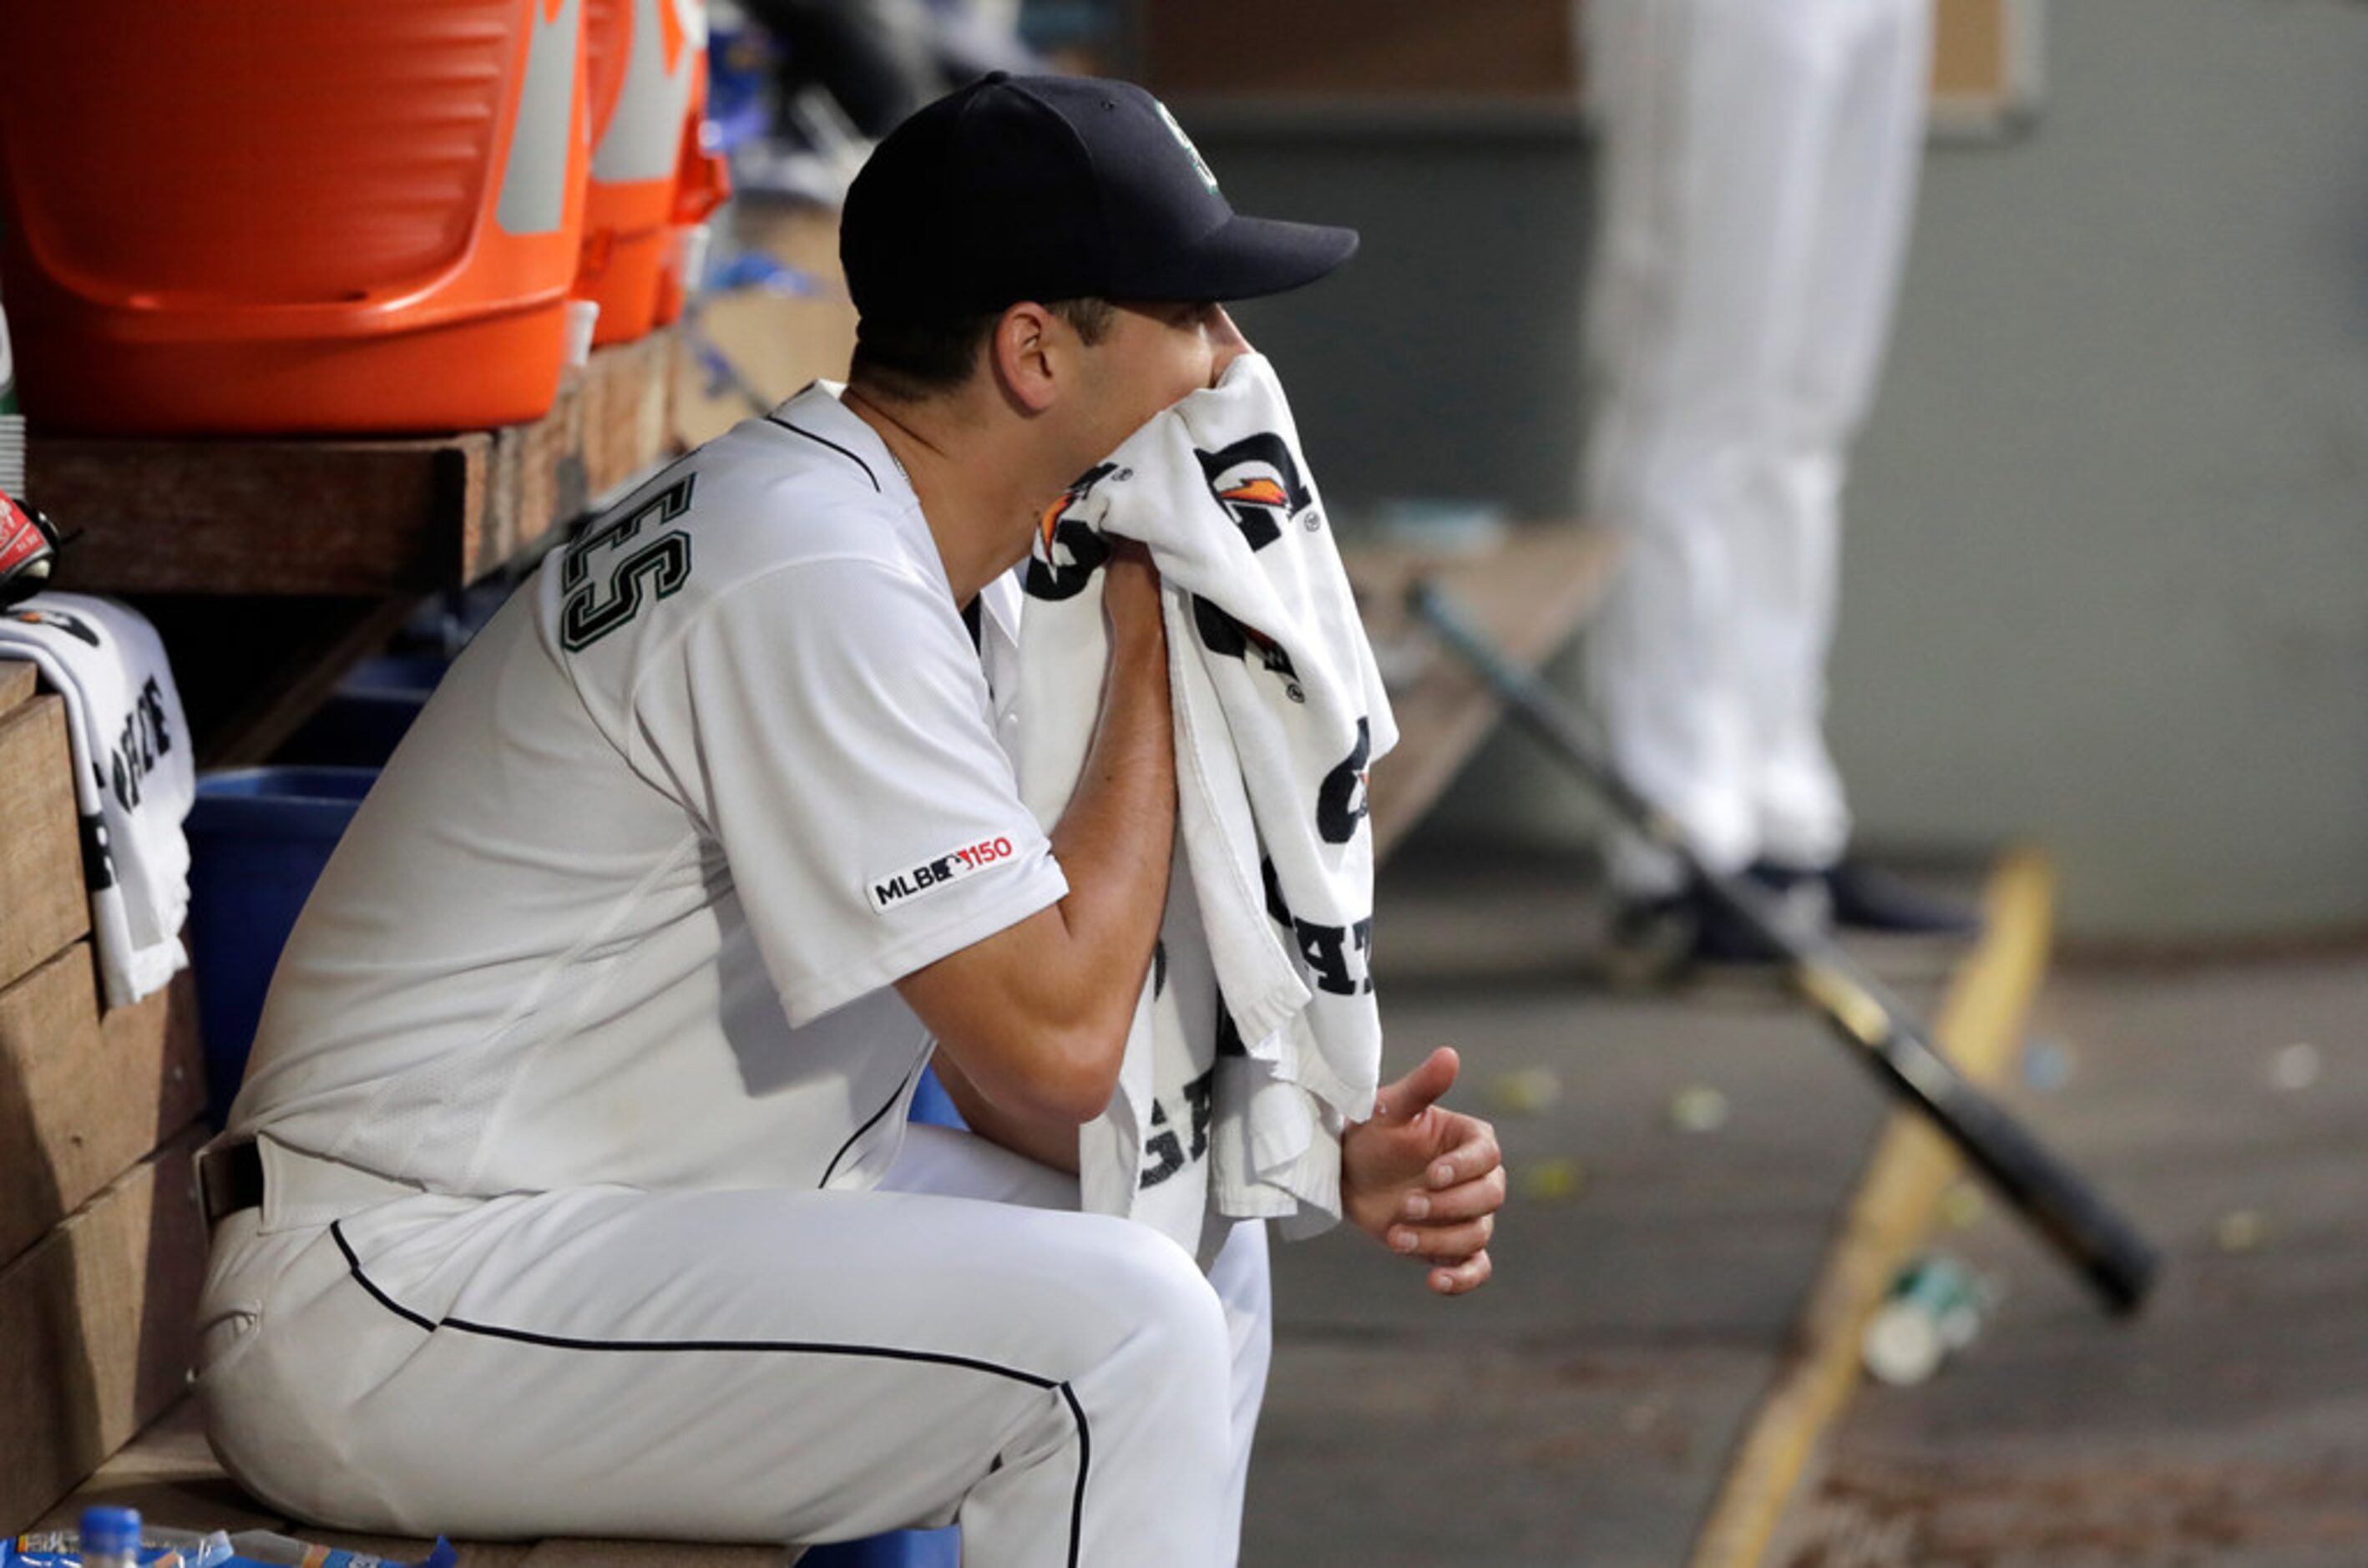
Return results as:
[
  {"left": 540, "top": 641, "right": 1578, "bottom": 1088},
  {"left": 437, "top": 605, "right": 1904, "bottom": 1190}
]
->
[
  {"left": 0, "top": 592, "right": 193, "bottom": 1006},
  {"left": 1017, "top": 353, "right": 1397, "bottom": 1261}
]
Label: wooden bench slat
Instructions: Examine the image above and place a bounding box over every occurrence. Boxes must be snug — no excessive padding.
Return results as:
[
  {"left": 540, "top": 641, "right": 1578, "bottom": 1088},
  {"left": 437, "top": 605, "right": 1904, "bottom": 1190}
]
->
[
  {"left": 0, "top": 1131, "right": 207, "bottom": 1530},
  {"left": 0, "top": 688, "right": 90, "bottom": 991},
  {"left": 27, "top": 335, "right": 679, "bottom": 599},
  {"left": 1344, "top": 524, "right": 1621, "bottom": 862},
  {"left": 0, "top": 953, "right": 202, "bottom": 1265},
  {"left": 54, "top": 1402, "right": 806, "bottom": 1565}
]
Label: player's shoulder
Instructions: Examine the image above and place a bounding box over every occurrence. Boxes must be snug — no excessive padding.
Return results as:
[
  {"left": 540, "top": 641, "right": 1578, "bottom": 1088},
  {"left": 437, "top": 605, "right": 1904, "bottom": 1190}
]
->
[
  {"left": 669, "top": 382, "right": 918, "bottom": 565},
  {"left": 536, "top": 383, "right": 939, "bottom": 660}
]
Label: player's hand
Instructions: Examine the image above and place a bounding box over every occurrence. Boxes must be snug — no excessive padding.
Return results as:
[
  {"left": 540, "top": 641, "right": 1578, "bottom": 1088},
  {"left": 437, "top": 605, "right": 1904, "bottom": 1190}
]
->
[
  {"left": 1340, "top": 1046, "right": 1503, "bottom": 1296},
  {"left": 1102, "top": 538, "right": 1166, "bottom": 657}
]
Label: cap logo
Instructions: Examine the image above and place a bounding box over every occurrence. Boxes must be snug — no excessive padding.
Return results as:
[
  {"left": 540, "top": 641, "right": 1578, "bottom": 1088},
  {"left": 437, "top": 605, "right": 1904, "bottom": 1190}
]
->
[{"left": 1154, "top": 99, "right": 1221, "bottom": 195}]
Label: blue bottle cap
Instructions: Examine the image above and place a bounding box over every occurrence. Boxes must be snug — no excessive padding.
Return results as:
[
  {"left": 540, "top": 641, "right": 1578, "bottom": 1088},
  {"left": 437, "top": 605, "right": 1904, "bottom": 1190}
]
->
[{"left": 78, "top": 1508, "right": 141, "bottom": 1557}]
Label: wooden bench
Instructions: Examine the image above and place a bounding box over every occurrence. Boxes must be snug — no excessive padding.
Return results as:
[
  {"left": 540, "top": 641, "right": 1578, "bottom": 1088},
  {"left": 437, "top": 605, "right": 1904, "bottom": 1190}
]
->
[
  {"left": 1, "top": 658, "right": 209, "bottom": 1532},
  {"left": 39, "top": 1402, "right": 800, "bottom": 1567}
]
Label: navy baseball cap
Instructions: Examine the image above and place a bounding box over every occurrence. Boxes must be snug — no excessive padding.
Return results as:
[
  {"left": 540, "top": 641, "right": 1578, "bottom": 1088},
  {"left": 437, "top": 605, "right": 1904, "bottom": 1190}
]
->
[{"left": 841, "top": 73, "right": 1359, "bottom": 320}]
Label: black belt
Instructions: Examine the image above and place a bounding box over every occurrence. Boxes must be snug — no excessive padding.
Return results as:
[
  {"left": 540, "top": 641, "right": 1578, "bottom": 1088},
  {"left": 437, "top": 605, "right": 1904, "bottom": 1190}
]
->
[{"left": 198, "top": 1141, "right": 264, "bottom": 1226}]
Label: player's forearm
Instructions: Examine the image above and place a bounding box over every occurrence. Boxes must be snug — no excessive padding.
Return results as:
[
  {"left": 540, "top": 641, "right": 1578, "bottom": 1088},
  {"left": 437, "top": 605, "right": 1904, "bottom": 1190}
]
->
[
  {"left": 896, "top": 556, "right": 1175, "bottom": 1126},
  {"left": 955, "top": 618, "right": 1175, "bottom": 1121},
  {"left": 1045, "top": 613, "right": 1176, "bottom": 1008},
  {"left": 952, "top": 615, "right": 1173, "bottom": 1120}
]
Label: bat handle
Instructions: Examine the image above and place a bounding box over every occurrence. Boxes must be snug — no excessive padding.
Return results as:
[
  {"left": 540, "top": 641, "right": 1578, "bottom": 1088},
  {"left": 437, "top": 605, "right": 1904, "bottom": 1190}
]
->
[{"left": 1414, "top": 573, "right": 2165, "bottom": 1318}]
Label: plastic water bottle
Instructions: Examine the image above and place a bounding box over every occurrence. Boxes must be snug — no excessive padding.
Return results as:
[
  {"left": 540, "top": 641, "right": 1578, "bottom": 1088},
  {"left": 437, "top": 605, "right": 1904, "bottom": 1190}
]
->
[
  {"left": 77, "top": 1509, "right": 140, "bottom": 1568},
  {"left": 1861, "top": 1253, "right": 1990, "bottom": 1386},
  {"left": 0, "top": 297, "right": 24, "bottom": 498}
]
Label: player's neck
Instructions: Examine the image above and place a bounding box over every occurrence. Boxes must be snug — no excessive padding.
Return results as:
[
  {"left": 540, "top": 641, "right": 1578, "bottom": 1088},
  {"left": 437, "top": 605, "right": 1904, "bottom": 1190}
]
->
[{"left": 844, "top": 384, "right": 1065, "bottom": 606}]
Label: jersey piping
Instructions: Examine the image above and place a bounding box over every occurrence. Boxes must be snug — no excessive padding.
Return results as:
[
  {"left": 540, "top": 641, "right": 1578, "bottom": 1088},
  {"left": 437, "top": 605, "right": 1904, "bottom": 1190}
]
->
[
  {"left": 765, "top": 414, "right": 883, "bottom": 493},
  {"left": 818, "top": 1056, "right": 923, "bottom": 1189}
]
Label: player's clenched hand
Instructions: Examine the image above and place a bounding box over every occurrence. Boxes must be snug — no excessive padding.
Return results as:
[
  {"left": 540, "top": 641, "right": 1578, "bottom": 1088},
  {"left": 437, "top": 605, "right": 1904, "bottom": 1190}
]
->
[{"left": 1340, "top": 1046, "right": 1503, "bottom": 1296}]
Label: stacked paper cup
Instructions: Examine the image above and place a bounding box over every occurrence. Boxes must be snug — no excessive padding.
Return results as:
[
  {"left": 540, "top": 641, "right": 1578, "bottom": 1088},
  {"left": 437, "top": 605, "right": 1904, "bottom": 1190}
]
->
[{"left": 0, "top": 299, "right": 23, "bottom": 498}]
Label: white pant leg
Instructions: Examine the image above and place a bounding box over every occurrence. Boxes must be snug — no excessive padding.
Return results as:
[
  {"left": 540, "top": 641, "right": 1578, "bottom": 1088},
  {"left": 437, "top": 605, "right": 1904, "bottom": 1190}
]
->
[
  {"left": 1205, "top": 1219, "right": 1272, "bottom": 1557},
  {"left": 881, "top": 1125, "right": 1273, "bottom": 1563},
  {"left": 1582, "top": 0, "right": 1883, "bottom": 892},
  {"left": 1743, "top": 0, "right": 1931, "bottom": 867},
  {"left": 197, "top": 1138, "right": 1237, "bottom": 1567}
]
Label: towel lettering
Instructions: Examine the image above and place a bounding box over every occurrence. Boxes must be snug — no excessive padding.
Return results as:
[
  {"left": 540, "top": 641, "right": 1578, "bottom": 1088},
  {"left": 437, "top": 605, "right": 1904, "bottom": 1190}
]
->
[
  {"left": 1294, "top": 915, "right": 1375, "bottom": 998},
  {"left": 79, "top": 813, "right": 115, "bottom": 893},
  {"left": 1261, "top": 857, "right": 1376, "bottom": 997},
  {"left": 1139, "top": 1066, "right": 1217, "bottom": 1189},
  {"left": 1317, "top": 718, "right": 1372, "bottom": 844},
  {"left": 1195, "top": 433, "right": 1313, "bottom": 552},
  {"left": 8, "top": 606, "right": 99, "bottom": 647},
  {"left": 1024, "top": 463, "right": 1117, "bottom": 602},
  {"left": 1192, "top": 596, "right": 1303, "bottom": 702},
  {"left": 104, "top": 675, "right": 174, "bottom": 814}
]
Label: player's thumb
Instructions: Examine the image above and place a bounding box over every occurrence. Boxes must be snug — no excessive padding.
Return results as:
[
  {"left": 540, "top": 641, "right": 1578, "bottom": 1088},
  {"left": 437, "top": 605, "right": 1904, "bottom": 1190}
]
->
[{"left": 1374, "top": 1046, "right": 1460, "bottom": 1125}]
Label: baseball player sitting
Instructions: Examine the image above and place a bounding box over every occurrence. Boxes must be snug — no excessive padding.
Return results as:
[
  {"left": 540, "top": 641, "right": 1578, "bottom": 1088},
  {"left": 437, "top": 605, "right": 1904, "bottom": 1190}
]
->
[{"left": 193, "top": 73, "right": 1504, "bottom": 1567}]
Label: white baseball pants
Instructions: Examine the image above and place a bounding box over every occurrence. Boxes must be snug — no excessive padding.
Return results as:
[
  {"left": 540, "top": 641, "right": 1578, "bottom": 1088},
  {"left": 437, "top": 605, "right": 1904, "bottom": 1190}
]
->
[
  {"left": 1581, "top": 0, "right": 1932, "bottom": 893},
  {"left": 197, "top": 1128, "right": 1271, "bottom": 1566}
]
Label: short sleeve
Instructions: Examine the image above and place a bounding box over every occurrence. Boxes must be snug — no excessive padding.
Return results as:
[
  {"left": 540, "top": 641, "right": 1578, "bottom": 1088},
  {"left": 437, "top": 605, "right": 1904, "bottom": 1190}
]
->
[{"left": 634, "top": 556, "right": 1068, "bottom": 1027}]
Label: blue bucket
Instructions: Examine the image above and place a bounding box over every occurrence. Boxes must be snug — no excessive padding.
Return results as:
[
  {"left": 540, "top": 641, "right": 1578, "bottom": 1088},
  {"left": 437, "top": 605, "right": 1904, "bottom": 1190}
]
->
[
  {"left": 801, "top": 1532, "right": 959, "bottom": 1568},
  {"left": 275, "top": 655, "right": 450, "bottom": 768},
  {"left": 185, "top": 766, "right": 377, "bottom": 1125},
  {"left": 908, "top": 1065, "right": 965, "bottom": 1130}
]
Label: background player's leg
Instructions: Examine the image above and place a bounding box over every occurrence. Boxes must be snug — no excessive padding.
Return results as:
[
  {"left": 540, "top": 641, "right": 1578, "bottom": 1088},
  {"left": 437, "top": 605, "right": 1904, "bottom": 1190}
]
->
[
  {"left": 1582, "top": 0, "right": 1853, "bottom": 897},
  {"left": 199, "top": 1167, "right": 1233, "bottom": 1566},
  {"left": 1744, "top": 0, "right": 1932, "bottom": 871}
]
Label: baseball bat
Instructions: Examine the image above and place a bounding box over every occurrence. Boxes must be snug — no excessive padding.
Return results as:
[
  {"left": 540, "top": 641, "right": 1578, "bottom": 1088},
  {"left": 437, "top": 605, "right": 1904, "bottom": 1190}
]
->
[{"left": 1407, "top": 579, "right": 2160, "bottom": 1317}]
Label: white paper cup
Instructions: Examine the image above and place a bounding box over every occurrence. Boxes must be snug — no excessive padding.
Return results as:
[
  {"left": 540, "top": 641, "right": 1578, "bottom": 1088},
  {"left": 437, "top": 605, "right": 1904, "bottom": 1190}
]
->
[{"left": 564, "top": 300, "right": 601, "bottom": 370}]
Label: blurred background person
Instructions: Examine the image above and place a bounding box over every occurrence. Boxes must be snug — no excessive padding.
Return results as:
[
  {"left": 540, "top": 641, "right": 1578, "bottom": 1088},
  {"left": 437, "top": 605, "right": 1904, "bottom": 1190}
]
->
[{"left": 1579, "top": 0, "right": 1977, "bottom": 970}]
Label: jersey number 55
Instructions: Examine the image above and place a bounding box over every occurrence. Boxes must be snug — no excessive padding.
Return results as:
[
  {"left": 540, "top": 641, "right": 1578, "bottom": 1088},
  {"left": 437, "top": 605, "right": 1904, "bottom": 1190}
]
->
[{"left": 559, "top": 473, "right": 697, "bottom": 651}]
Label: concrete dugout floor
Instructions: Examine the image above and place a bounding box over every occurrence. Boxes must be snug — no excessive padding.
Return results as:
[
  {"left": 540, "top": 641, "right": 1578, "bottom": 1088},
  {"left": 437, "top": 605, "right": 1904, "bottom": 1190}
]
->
[
  {"left": 1778, "top": 953, "right": 2368, "bottom": 1567},
  {"left": 1242, "top": 846, "right": 1960, "bottom": 1566},
  {"left": 1243, "top": 847, "right": 2367, "bottom": 1566}
]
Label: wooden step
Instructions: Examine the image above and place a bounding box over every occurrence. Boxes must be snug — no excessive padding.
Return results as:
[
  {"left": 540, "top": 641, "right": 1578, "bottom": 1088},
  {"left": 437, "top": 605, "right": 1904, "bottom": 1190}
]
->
[
  {"left": 25, "top": 333, "right": 679, "bottom": 599},
  {"left": 47, "top": 1401, "right": 805, "bottom": 1567}
]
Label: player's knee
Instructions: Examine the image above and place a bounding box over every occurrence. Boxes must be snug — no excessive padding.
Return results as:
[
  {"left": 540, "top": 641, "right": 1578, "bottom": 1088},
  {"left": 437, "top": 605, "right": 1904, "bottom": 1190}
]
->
[{"left": 1090, "top": 1221, "right": 1232, "bottom": 1382}]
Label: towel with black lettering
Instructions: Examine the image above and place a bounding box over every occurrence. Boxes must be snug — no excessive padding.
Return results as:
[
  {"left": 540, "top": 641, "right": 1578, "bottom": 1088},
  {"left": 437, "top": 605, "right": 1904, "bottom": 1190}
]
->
[
  {"left": 0, "top": 593, "right": 192, "bottom": 1005},
  {"left": 1018, "top": 353, "right": 1396, "bottom": 1259}
]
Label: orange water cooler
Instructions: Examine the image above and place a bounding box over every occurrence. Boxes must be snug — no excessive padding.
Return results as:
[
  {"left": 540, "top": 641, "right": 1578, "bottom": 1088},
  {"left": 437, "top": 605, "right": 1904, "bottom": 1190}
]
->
[
  {"left": 574, "top": 0, "right": 713, "bottom": 346},
  {"left": 0, "top": 0, "right": 591, "bottom": 436},
  {"left": 651, "top": 48, "right": 733, "bottom": 331}
]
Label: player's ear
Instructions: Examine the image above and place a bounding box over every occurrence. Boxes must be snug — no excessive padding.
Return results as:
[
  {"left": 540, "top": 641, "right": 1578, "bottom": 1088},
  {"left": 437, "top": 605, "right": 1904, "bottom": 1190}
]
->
[{"left": 988, "top": 301, "right": 1061, "bottom": 413}]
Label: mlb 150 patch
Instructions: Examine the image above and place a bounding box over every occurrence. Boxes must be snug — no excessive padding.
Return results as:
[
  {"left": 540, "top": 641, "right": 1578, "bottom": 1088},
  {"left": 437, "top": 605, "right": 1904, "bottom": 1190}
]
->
[{"left": 868, "top": 836, "right": 1017, "bottom": 913}]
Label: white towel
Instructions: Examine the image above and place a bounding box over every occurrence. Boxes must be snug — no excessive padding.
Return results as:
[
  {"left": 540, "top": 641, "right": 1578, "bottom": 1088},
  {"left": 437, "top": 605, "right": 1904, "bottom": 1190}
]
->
[
  {"left": 1017, "top": 354, "right": 1397, "bottom": 1260},
  {"left": 0, "top": 593, "right": 193, "bottom": 1006}
]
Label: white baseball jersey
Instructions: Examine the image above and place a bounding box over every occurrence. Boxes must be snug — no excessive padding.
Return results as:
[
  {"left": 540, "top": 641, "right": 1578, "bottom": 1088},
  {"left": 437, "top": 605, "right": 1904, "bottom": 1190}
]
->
[{"left": 226, "top": 383, "right": 1069, "bottom": 1197}]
